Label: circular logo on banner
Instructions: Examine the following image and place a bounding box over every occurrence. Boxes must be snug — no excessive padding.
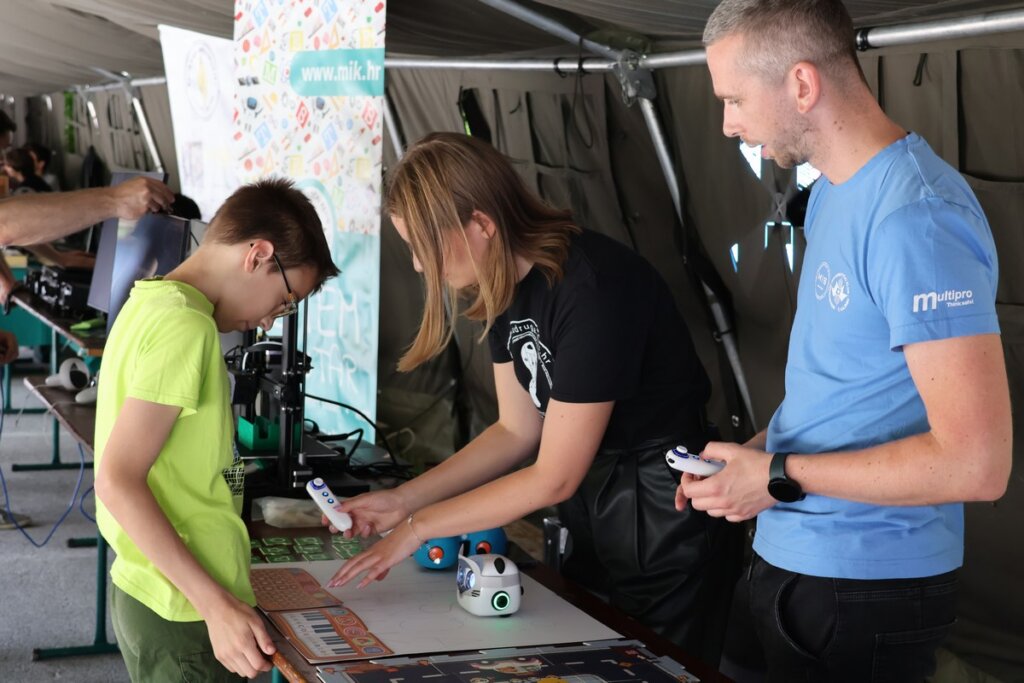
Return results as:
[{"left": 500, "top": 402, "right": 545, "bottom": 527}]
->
[
  {"left": 814, "top": 261, "right": 831, "bottom": 301},
  {"left": 829, "top": 273, "right": 851, "bottom": 312},
  {"left": 185, "top": 42, "right": 219, "bottom": 120}
]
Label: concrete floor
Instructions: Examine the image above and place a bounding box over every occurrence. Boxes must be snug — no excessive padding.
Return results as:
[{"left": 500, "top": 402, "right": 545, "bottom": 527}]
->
[{"left": 0, "top": 375, "right": 130, "bottom": 682}]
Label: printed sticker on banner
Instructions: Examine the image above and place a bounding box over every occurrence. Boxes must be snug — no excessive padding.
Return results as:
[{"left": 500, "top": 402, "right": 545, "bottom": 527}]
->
[
  {"left": 253, "top": 2, "right": 269, "bottom": 27},
  {"left": 263, "top": 60, "right": 278, "bottom": 85},
  {"left": 296, "top": 101, "right": 310, "bottom": 128},
  {"left": 322, "top": 123, "right": 339, "bottom": 150},
  {"left": 358, "top": 27, "right": 375, "bottom": 48},
  {"left": 355, "top": 157, "right": 371, "bottom": 180},
  {"left": 254, "top": 122, "right": 273, "bottom": 148},
  {"left": 361, "top": 101, "right": 378, "bottom": 128},
  {"left": 322, "top": 0, "right": 339, "bottom": 21}
]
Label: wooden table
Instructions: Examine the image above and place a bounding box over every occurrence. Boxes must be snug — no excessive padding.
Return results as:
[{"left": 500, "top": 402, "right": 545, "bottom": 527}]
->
[
  {"left": 22, "top": 377, "right": 96, "bottom": 451},
  {"left": 11, "top": 289, "right": 105, "bottom": 357},
  {"left": 11, "top": 289, "right": 104, "bottom": 471},
  {"left": 248, "top": 522, "right": 731, "bottom": 683}
]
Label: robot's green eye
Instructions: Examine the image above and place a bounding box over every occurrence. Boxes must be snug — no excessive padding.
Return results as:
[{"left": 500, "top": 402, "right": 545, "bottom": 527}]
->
[{"left": 491, "top": 591, "right": 510, "bottom": 610}]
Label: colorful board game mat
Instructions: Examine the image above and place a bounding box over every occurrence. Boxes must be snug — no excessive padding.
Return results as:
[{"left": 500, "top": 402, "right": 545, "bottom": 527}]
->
[
  {"left": 315, "top": 640, "right": 700, "bottom": 683},
  {"left": 252, "top": 566, "right": 393, "bottom": 664}
]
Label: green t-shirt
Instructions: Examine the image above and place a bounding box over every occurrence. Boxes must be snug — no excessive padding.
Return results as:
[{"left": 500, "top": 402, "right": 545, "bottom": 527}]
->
[{"left": 95, "top": 278, "right": 254, "bottom": 622}]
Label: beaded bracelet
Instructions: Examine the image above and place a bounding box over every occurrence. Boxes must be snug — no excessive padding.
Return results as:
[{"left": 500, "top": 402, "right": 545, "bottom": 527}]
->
[{"left": 406, "top": 513, "right": 424, "bottom": 545}]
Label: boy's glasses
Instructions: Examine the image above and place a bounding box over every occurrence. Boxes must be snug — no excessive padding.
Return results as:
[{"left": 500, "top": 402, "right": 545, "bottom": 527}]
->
[{"left": 269, "top": 251, "right": 299, "bottom": 320}]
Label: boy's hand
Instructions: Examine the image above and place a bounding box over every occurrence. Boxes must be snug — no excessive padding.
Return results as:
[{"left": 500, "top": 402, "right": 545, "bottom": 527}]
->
[{"left": 201, "top": 592, "right": 276, "bottom": 679}]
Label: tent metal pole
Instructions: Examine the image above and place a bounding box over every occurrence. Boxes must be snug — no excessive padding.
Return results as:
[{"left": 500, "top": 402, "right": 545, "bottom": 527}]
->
[
  {"left": 476, "top": 0, "right": 620, "bottom": 60},
  {"left": 641, "top": 50, "right": 708, "bottom": 69},
  {"left": 82, "top": 76, "right": 166, "bottom": 94},
  {"left": 385, "top": 57, "right": 613, "bottom": 72},
  {"left": 131, "top": 95, "right": 164, "bottom": 175},
  {"left": 382, "top": 93, "right": 404, "bottom": 160},
  {"left": 856, "top": 6, "right": 1024, "bottom": 48},
  {"left": 638, "top": 97, "right": 758, "bottom": 431}
]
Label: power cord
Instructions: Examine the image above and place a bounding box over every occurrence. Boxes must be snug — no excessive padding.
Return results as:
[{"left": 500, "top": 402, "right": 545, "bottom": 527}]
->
[
  {"left": 79, "top": 450, "right": 96, "bottom": 523},
  {"left": 0, "top": 382, "right": 87, "bottom": 546},
  {"left": 304, "top": 393, "right": 397, "bottom": 462}
]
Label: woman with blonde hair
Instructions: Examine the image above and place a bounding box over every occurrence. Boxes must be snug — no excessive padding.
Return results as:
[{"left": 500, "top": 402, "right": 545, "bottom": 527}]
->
[{"left": 328, "top": 132, "right": 740, "bottom": 664}]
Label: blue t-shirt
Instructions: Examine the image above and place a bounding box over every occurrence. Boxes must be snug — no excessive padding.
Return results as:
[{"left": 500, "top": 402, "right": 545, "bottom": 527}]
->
[{"left": 757, "top": 133, "right": 999, "bottom": 580}]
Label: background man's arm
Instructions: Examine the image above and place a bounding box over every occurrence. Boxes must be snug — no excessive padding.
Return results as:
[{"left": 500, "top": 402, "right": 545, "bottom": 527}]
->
[{"left": 0, "top": 177, "right": 174, "bottom": 247}]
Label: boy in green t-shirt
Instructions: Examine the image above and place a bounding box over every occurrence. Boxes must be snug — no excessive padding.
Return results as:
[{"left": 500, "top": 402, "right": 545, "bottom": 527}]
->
[{"left": 94, "top": 178, "right": 339, "bottom": 681}]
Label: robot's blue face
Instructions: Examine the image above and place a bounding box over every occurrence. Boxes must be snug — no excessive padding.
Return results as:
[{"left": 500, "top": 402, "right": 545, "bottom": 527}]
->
[{"left": 456, "top": 558, "right": 477, "bottom": 593}]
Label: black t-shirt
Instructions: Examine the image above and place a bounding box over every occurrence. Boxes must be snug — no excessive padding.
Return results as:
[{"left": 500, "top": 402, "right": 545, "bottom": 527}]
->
[
  {"left": 11, "top": 174, "right": 53, "bottom": 194},
  {"left": 488, "top": 230, "right": 710, "bottom": 450}
]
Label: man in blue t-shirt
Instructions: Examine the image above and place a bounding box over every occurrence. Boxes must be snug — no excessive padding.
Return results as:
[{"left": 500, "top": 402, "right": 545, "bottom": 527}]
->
[{"left": 679, "top": 1, "right": 1012, "bottom": 680}]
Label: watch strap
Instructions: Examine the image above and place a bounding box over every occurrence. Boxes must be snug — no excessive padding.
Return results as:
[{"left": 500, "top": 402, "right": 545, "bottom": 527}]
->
[{"left": 770, "top": 451, "right": 793, "bottom": 481}]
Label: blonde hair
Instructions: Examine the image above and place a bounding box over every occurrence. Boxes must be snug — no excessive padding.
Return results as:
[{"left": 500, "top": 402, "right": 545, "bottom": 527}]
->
[{"left": 387, "top": 133, "right": 580, "bottom": 371}]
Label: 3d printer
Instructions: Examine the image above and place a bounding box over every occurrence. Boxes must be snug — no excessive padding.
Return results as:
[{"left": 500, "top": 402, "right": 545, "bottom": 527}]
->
[{"left": 227, "top": 313, "right": 373, "bottom": 513}]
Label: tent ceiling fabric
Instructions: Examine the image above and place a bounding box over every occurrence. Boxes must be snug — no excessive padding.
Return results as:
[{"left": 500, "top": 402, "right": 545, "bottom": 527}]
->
[{"left": 2, "top": 0, "right": 1024, "bottom": 95}]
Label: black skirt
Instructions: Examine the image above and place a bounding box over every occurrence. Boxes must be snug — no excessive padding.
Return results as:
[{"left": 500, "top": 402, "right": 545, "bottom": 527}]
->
[{"left": 558, "top": 435, "right": 744, "bottom": 668}]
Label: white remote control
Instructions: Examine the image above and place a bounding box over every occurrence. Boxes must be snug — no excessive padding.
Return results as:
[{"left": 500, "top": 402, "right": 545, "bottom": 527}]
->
[
  {"left": 665, "top": 446, "right": 725, "bottom": 477},
  {"left": 306, "top": 478, "right": 353, "bottom": 532}
]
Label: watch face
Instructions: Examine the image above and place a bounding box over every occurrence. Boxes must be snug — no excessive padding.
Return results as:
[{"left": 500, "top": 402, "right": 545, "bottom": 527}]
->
[{"left": 769, "top": 478, "right": 804, "bottom": 503}]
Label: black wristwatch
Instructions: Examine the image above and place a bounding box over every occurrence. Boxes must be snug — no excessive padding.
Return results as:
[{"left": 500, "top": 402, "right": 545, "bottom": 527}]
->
[{"left": 768, "top": 452, "right": 805, "bottom": 503}]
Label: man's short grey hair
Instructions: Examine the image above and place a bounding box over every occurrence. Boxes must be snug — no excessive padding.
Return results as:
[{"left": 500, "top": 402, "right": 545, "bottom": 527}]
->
[{"left": 703, "top": 0, "right": 860, "bottom": 83}]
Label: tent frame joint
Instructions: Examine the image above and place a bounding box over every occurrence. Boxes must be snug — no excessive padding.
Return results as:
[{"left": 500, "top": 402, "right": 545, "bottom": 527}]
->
[{"left": 610, "top": 50, "right": 656, "bottom": 106}]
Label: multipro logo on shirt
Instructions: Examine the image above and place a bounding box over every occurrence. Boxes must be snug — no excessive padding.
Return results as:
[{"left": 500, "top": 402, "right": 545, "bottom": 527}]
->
[
  {"left": 506, "top": 319, "right": 554, "bottom": 413},
  {"left": 814, "top": 261, "right": 851, "bottom": 312},
  {"left": 912, "top": 289, "right": 975, "bottom": 313}
]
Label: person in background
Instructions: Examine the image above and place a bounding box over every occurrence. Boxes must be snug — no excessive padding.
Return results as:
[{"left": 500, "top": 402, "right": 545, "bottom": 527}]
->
[
  {"left": 4, "top": 147, "right": 54, "bottom": 194},
  {"left": 24, "top": 143, "right": 60, "bottom": 191},
  {"left": 0, "top": 110, "right": 15, "bottom": 152},
  {"left": 0, "top": 111, "right": 15, "bottom": 198},
  {"left": 679, "top": 1, "right": 1012, "bottom": 680}
]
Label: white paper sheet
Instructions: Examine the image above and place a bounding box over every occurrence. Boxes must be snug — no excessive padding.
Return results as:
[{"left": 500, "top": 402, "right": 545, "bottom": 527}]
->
[{"left": 254, "top": 558, "right": 620, "bottom": 658}]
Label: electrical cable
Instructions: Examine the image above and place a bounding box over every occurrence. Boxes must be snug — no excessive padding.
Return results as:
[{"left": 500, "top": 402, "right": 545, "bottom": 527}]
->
[
  {"left": 0, "top": 381, "right": 86, "bottom": 547},
  {"left": 78, "top": 448, "right": 96, "bottom": 523},
  {"left": 304, "top": 392, "right": 397, "bottom": 462}
]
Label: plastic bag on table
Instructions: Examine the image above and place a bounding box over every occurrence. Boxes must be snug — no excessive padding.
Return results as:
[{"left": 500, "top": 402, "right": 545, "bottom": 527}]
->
[{"left": 253, "top": 496, "right": 324, "bottom": 528}]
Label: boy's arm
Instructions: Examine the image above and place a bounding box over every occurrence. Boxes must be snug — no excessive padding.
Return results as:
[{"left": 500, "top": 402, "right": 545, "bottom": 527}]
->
[{"left": 94, "top": 397, "right": 275, "bottom": 678}]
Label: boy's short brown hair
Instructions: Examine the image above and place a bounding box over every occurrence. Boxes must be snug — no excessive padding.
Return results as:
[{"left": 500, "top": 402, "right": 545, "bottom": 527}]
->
[{"left": 206, "top": 178, "right": 339, "bottom": 291}]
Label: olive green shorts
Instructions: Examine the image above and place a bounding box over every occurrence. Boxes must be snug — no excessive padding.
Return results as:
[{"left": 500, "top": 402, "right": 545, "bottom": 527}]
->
[{"left": 111, "top": 585, "right": 245, "bottom": 682}]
